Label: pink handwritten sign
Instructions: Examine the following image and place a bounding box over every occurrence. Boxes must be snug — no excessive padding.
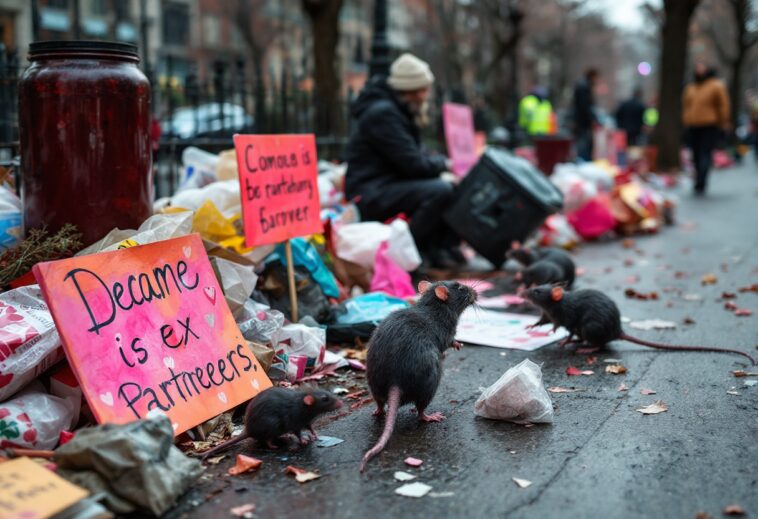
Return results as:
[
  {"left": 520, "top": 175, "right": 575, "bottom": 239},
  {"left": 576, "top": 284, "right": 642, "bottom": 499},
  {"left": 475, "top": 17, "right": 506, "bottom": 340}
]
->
[
  {"left": 33, "top": 234, "right": 271, "bottom": 435},
  {"left": 443, "top": 103, "right": 477, "bottom": 176},
  {"left": 234, "top": 134, "right": 323, "bottom": 247}
]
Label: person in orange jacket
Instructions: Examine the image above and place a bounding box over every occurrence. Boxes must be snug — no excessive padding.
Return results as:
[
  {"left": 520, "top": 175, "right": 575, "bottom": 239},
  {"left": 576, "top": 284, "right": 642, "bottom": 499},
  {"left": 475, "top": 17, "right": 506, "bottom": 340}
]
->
[{"left": 682, "top": 63, "right": 731, "bottom": 195}]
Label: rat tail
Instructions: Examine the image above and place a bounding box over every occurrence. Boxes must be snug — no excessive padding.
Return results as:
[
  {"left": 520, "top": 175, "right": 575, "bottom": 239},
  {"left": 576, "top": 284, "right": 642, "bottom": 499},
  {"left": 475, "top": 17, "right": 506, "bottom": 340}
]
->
[
  {"left": 200, "top": 433, "right": 248, "bottom": 460},
  {"left": 359, "top": 386, "right": 401, "bottom": 472},
  {"left": 620, "top": 333, "right": 756, "bottom": 366}
]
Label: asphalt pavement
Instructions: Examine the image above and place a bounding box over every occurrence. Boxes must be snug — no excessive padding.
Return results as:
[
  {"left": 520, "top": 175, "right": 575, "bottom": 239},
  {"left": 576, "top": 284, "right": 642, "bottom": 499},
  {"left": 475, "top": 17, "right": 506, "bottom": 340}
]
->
[{"left": 169, "top": 157, "right": 758, "bottom": 519}]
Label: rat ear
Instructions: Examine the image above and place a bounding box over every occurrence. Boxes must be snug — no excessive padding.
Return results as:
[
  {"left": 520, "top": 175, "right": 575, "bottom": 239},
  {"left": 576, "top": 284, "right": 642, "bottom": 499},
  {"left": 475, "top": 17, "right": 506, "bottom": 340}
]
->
[
  {"left": 303, "top": 394, "right": 315, "bottom": 406},
  {"left": 551, "top": 286, "right": 564, "bottom": 301},
  {"left": 434, "top": 285, "right": 449, "bottom": 301},
  {"left": 418, "top": 280, "right": 432, "bottom": 294},
  {"left": 511, "top": 240, "right": 521, "bottom": 250}
]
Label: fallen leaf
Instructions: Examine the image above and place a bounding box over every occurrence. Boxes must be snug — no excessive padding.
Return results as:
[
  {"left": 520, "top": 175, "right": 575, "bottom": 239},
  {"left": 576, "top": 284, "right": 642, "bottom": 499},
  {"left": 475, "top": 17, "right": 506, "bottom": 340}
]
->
[
  {"left": 404, "top": 457, "right": 423, "bottom": 467},
  {"left": 548, "top": 387, "right": 587, "bottom": 393},
  {"left": 230, "top": 504, "right": 256, "bottom": 518},
  {"left": 512, "top": 477, "right": 533, "bottom": 488},
  {"left": 723, "top": 504, "right": 745, "bottom": 515},
  {"left": 629, "top": 319, "right": 677, "bottom": 330},
  {"left": 623, "top": 259, "right": 635, "bottom": 267},
  {"left": 683, "top": 317, "right": 696, "bottom": 325},
  {"left": 228, "top": 455, "right": 263, "bottom": 476},
  {"left": 738, "top": 283, "right": 758, "bottom": 293},
  {"left": 394, "top": 471, "right": 417, "bottom": 482},
  {"left": 345, "top": 390, "right": 367, "bottom": 400},
  {"left": 693, "top": 513, "right": 714, "bottom": 519},
  {"left": 721, "top": 292, "right": 737, "bottom": 299},
  {"left": 566, "top": 366, "right": 594, "bottom": 376},
  {"left": 636, "top": 400, "right": 668, "bottom": 415},
  {"left": 731, "top": 370, "right": 758, "bottom": 377},
  {"left": 618, "top": 383, "right": 629, "bottom": 392},
  {"left": 624, "top": 288, "right": 659, "bottom": 300},
  {"left": 206, "top": 455, "right": 226, "bottom": 465},
  {"left": 640, "top": 389, "right": 657, "bottom": 395},
  {"left": 605, "top": 364, "right": 628, "bottom": 375},
  {"left": 315, "top": 436, "right": 344, "bottom": 448},
  {"left": 395, "top": 482, "right": 432, "bottom": 498},
  {"left": 285, "top": 465, "right": 321, "bottom": 483},
  {"left": 724, "top": 301, "right": 739, "bottom": 311},
  {"left": 734, "top": 308, "right": 753, "bottom": 316},
  {"left": 586, "top": 356, "right": 598, "bottom": 365},
  {"left": 701, "top": 273, "right": 718, "bottom": 285},
  {"left": 622, "top": 239, "right": 636, "bottom": 249},
  {"left": 674, "top": 271, "right": 688, "bottom": 279},
  {"left": 576, "top": 347, "right": 600, "bottom": 354}
]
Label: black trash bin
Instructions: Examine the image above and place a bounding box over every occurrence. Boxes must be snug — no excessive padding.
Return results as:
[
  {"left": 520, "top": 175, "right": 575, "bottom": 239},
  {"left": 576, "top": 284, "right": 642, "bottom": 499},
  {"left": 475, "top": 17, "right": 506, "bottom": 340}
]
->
[{"left": 444, "top": 147, "right": 564, "bottom": 267}]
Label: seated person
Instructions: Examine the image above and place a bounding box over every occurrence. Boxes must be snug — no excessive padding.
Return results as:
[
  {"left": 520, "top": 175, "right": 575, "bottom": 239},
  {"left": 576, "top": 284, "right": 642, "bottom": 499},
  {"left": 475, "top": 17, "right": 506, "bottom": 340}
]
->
[{"left": 345, "top": 53, "right": 463, "bottom": 269}]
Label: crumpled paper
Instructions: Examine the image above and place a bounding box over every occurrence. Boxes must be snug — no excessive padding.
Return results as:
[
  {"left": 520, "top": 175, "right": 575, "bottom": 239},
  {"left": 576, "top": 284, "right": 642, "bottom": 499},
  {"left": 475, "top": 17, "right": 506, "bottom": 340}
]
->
[{"left": 54, "top": 415, "right": 203, "bottom": 516}]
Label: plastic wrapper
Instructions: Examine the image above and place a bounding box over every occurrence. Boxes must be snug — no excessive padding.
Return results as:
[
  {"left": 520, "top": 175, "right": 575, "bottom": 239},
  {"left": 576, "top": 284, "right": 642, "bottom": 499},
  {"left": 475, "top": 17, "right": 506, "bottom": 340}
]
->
[
  {"left": 550, "top": 166, "right": 598, "bottom": 212},
  {"left": 170, "top": 179, "right": 241, "bottom": 217},
  {"left": 178, "top": 146, "right": 220, "bottom": 191},
  {"left": 0, "top": 383, "right": 76, "bottom": 449},
  {"left": 328, "top": 292, "right": 409, "bottom": 343},
  {"left": 0, "top": 185, "right": 22, "bottom": 253},
  {"left": 474, "top": 359, "right": 554, "bottom": 424},
  {"left": 216, "top": 149, "right": 239, "bottom": 180},
  {"left": 271, "top": 323, "right": 326, "bottom": 381},
  {"left": 370, "top": 242, "right": 416, "bottom": 298},
  {"left": 0, "top": 285, "right": 64, "bottom": 402},
  {"left": 335, "top": 219, "right": 421, "bottom": 271},
  {"left": 79, "top": 211, "right": 193, "bottom": 255},
  {"left": 237, "top": 299, "right": 286, "bottom": 345},
  {"left": 536, "top": 214, "right": 580, "bottom": 248},
  {"left": 210, "top": 256, "right": 258, "bottom": 318}
]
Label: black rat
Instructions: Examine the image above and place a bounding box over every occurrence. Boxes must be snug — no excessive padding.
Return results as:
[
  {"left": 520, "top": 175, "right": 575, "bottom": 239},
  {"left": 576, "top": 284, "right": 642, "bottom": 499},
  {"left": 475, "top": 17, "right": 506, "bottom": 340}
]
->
[
  {"left": 507, "top": 242, "right": 576, "bottom": 288},
  {"left": 359, "top": 280, "right": 477, "bottom": 471},
  {"left": 200, "top": 387, "right": 342, "bottom": 459},
  {"left": 522, "top": 284, "right": 756, "bottom": 365}
]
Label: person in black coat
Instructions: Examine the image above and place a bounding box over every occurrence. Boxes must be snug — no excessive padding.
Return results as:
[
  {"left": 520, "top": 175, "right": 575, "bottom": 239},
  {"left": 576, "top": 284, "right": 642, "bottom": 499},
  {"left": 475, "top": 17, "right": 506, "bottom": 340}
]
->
[
  {"left": 615, "top": 88, "right": 646, "bottom": 146},
  {"left": 345, "top": 53, "right": 462, "bottom": 269},
  {"left": 572, "top": 68, "right": 599, "bottom": 161}
]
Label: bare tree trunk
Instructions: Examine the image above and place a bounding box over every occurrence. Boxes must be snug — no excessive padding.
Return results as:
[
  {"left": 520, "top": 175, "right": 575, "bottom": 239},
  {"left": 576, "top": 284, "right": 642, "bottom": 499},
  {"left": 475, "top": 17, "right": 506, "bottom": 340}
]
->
[
  {"left": 652, "top": 0, "right": 700, "bottom": 171},
  {"left": 302, "top": 0, "right": 345, "bottom": 136}
]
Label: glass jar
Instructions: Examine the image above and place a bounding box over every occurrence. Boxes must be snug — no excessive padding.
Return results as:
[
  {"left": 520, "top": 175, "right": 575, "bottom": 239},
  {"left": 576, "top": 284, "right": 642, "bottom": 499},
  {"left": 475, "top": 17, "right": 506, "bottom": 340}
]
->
[{"left": 19, "top": 41, "right": 153, "bottom": 246}]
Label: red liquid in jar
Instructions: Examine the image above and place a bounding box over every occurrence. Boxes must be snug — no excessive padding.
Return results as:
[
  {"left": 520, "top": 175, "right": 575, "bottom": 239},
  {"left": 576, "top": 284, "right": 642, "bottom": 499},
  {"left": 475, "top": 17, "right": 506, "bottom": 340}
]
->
[{"left": 19, "top": 41, "right": 153, "bottom": 246}]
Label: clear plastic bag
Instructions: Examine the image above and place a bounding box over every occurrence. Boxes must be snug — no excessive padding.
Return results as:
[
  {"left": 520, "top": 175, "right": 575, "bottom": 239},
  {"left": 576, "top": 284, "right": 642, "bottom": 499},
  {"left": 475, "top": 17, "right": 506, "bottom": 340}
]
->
[
  {"left": 335, "top": 219, "right": 421, "bottom": 271},
  {"left": 474, "top": 359, "right": 554, "bottom": 424},
  {"left": 237, "top": 299, "right": 285, "bottom": 345},
  {"left": 0, "top": 383, "right": 76, "bottom": 449}
]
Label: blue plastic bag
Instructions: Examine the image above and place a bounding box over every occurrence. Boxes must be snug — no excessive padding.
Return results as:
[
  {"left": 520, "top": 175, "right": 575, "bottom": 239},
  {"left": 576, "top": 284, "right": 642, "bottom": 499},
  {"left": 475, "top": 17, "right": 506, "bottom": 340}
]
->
[
  {"left": 273, "top": 238, "right": 340, "bottom": 298},
  {"left": 335, "top": 292, "right": 409, "bottom": 325}
]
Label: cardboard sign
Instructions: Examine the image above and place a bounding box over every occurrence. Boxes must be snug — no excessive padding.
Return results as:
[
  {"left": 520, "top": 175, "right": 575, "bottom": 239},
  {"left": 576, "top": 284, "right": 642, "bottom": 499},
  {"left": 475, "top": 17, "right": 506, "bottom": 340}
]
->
[
  {"left": 442, "top": 103, "right": 478, "bottom": 176},
  {"left": 33, "top": 234, "right": 270, "bottom": 434},
  {"left": 456, "top": 308, "right": 568, "bottom": 351},
  {"left": 234, "top": 134, "right": 323, "bottom": 247},
  {"left": 0, "top": 457, "right": 89, "bottom": 519}
]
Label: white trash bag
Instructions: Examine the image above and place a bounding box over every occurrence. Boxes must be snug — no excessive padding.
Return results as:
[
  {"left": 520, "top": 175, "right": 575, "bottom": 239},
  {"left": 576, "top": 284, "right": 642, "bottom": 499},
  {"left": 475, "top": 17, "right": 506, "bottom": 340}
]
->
[{"left": 474, "top": 359, "right": 554, "bottom": 424}]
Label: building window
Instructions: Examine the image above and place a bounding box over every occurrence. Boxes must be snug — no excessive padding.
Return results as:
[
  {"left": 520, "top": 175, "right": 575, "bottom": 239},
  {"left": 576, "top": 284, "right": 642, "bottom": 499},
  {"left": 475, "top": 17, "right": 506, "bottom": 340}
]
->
[
  {"left": 162, "top": 2, "right": 190, "bottom": 46},
  {"left": 48, "top": 0, "right": 69, "bottom": 9},
  {"left": 90, "top": 0, "right": 106, "bottom": 16},
  {"left": 203, "top": 16, "right": 220, "bottom": 47}
]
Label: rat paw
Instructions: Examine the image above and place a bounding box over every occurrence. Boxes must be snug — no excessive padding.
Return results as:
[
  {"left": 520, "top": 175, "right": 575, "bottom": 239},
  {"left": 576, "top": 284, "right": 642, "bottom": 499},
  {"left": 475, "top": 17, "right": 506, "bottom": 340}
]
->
[
  {"left": 419, "top": 411, "right": 446, "bottom": 423},
  {"left": 372, "top": 407, "right": 385, "bottom": 417},
  {"left": 452, "top": 340, "right": 463, "bottom": 350}
]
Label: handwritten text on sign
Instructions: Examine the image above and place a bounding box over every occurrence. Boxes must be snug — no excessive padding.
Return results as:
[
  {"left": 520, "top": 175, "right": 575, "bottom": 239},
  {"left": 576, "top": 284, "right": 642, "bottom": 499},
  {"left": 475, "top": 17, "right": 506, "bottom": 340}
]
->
[
  {"left": 442, "top": 103, "right": 478, "bottom": 177},
  {"left": 234, "top": 134, "right": 323, "bottom": 247},
  {"left": 0, "top": 457, "right": 89, "bottom": 519},
  {"left": 33, "top": 234, "right": 271, "bottom": 435}
]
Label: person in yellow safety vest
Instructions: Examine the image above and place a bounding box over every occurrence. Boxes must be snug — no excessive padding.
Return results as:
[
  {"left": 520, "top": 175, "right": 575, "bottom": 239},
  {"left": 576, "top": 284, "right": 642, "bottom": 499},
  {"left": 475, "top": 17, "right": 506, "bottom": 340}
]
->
[
  {"left": 643, "top": 106, "right": 659, "bottom": 127},
  {"left": 519, "top": 87, "right": 553, "bottom": 135}
]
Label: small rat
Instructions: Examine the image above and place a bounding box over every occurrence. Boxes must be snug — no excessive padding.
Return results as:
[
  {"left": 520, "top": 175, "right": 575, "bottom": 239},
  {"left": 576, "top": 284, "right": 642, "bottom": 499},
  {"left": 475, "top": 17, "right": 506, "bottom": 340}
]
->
[
  {"left": 522, "top": 284, "right": 756, "bottom": 365},
  {"left": 507, "top": 242, "right": 576, "bottom": 288},
  {"left": 200, "top": 387, "right": 342, "bottom": 459},
  {"left": 359, "top": 280, "right": 477, "bottom": 472}
]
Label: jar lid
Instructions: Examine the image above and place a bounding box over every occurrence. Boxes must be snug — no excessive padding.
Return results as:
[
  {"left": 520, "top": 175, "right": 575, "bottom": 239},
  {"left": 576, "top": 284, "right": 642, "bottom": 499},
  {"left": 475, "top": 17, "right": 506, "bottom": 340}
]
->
[{"left": 29, "top": 41, "right": 139, "bottom": 60}]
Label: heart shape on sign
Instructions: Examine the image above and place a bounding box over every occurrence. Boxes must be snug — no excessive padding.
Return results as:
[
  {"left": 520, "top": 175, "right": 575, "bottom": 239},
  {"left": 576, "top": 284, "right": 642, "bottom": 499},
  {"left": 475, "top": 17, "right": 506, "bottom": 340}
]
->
[
  {"left": 218, "top": 392, "right": 228, "bottom": 404},
  {"left": 163, "top": 357, "right": 175, "bottom": 370},
  {"left": 204, "top": 286, "right": 216, "bottom": 304},
  {"left": 182, "top": 246, "right": 192, "bottom": 258},
  {"left": 205, "top": 314, "right": 215, "bottom": 328},
  {"left": 100, "top": 392, "right": 114, "bottom": 406}
]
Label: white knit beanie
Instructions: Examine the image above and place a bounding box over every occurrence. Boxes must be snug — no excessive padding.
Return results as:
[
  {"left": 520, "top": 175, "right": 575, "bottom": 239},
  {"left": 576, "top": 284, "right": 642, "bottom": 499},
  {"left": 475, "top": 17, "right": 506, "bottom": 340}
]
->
[{"left": 387, "top": 53, "right": 435, "bottom": 91}]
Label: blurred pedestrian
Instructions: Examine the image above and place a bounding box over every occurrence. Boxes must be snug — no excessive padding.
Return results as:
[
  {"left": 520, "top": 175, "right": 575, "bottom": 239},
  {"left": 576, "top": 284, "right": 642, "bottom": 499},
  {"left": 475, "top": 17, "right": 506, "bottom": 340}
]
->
[
  {"left": 615, "top": 87, "right": 645, "bottom": 147},
  {"left": 518, "top": 86, "right": 553, "bottom": 137},
  {"left": 572, "top": 68, "right": 599, "bottom": 161},
  {"left": 345, "top": 53, "right": 463, "bottom": 269},
  {"left": 682, "top": 63, "right": 731, "bottom": 195}
]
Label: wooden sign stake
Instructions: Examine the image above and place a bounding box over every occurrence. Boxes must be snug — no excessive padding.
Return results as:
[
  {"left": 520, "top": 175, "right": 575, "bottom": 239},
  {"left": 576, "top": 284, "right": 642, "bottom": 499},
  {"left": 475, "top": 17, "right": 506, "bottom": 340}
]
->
[{"left": 284, "top": 240, "right": 299, "bottom": 322}]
